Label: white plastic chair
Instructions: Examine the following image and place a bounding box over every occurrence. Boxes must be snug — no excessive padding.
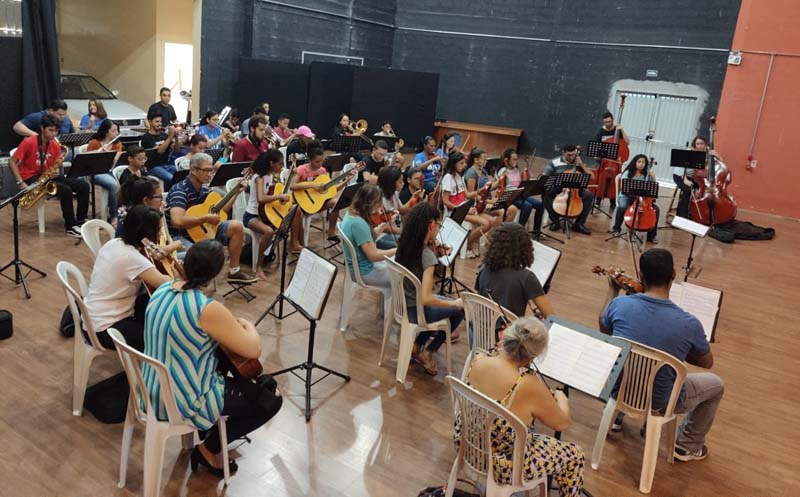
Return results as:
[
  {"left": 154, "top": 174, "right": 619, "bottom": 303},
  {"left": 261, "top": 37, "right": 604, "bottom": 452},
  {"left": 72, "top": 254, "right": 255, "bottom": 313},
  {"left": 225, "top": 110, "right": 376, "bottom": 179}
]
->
[
  {"left": 382, "top": 256, "right": 452, "bottom": 383},
  {"left": 75, "top": 143, "right": 90, "bottom": 155},
  {"left": 591, "top": 339, "right": 688, "bottom": 494},
  {"left": 112, "top": 165, "right": 128, "bottom": 182},
  {"left": 460, "top": 292, "right": 517, "bottom": 380},
  {"left": 56, "top": 261, "right": 114, "bottom": 416},
  {"left": 81, "top": 219, "right": 115, "bottom": 258},
  {"left": 226, "top": 177, "right": 261, "bottom": 267},
  {"left": 336, "top": 223, "right": 391, "bottom": 334},
  {"left": 10, "top": 147, "right": 46, "bottom": 232},
  {"left": 446, "top": 376, "right": 547, "bottom": 497},
  {"left": 106, "top": 328, "right": 230, "bottom": 496}
]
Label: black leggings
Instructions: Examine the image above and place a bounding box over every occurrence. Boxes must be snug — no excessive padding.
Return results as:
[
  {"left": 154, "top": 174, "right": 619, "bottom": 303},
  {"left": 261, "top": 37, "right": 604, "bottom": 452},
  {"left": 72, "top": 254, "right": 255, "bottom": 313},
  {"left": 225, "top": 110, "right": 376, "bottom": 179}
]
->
[{"left": 202, "top": 377, "right": 282, "bottom": 454}]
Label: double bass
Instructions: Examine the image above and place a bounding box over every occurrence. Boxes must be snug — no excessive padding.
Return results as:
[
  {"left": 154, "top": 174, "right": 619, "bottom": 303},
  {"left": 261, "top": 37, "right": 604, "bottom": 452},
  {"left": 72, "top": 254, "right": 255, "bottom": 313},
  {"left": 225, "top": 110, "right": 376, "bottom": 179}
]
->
[
  {"left": 595, "top": 95, "right": 630, "bottom": 201},
  {"left": 689, "top": 117, "right": 737, "bottom": 225}
]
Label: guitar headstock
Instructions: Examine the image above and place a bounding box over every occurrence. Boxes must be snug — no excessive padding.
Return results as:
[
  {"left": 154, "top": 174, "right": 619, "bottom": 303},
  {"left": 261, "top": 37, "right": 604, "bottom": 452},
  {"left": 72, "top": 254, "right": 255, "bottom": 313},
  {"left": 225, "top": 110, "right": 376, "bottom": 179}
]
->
[{"left": 620, "top": 94, "right": 627, "bottom": 107}]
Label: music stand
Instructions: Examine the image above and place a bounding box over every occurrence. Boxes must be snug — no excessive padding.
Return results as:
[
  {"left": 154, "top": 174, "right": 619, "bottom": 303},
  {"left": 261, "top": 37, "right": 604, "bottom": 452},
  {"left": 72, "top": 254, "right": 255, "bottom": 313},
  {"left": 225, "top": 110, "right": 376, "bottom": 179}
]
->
[
  {"left": 329, "top": 135, "right": 363, "bottom": 155},
  {"left": 210, "top": 162, "right": 252, "bottom": 188},
  {"left": 449, "top": 199, "right": 474, "bottom": 225},
  {"left": 170, "top": 170, "right": 190, "bottom": 188},
  {"left": 435, "top": 217, "right": 472, "bottom": 295},
  {"left": 0, "top": 184, "right": 47, "bottom": 298},
  {"left": 207, "top": 148, "right": 225, "bottom": 163},
  {"left": 375, "top": 135, "right": 401, "bottom": 151},
  {"left": 586, "top": 140, "right": 619, "bottom": 161},
  {"left": 255, "top": 205, "right": 300, "bottom": 323},
  {"left": 323, "top": 153, "right": 350, "bottom": 175},
  {"left": 519, "top": 178, "right": 564, "bottom": 244},
  {"left": 545, "top": 172, "right": 591, "bottom": 239},
  {"left": 487, "top": 187, "right": 523, "bottom": 213},
  {"left": 606, "top": 179, "right": 659, "bottom": 244},
  {"left": 58, "top": 132, "right": 94, "bottom": 157},
  {"left": 68, "top": 151, "right": 117, "bottom": 220},
  {"left": 671, "top": 216, "right": 710, "bottom": 282},
  {"left": 667, "top": 149, "right": 707, "bottom": 227}
]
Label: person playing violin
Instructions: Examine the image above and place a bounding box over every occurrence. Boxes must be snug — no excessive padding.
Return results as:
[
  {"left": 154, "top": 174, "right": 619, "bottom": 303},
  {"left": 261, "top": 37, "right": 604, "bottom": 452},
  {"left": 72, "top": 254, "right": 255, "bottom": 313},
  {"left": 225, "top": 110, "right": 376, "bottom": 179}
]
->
[
  {"left": 339, "top": 184, "right": 397, "bottom": 290},
  {"left": 496, "top": 148, "right": 545, "bottom": 233},
  {"left": 542, "top": 144, "right": 593, "bottom": 235},
  {"left": 399, "top": 168, "right": 427, "bottom": 206},
  {"left": 412, "top": 136, "right": 444, "bottom": 193},
  {"left": 395, "top": 203, "right": 465, "bottom": 375},
  {"left": 463, "top": 147, "right": 515, "bottom": 223},
  {"left": 611, "top": 154, "right": 660, "bottom": 242}
]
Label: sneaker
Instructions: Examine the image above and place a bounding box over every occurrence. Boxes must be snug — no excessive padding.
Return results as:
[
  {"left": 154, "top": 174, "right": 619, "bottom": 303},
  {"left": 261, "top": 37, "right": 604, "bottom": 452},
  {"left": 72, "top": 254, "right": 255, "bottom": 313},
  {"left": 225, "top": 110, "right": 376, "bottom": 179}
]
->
[
  {"left": 611, "top": 412, "right": 625, "bottom": 432},
  {"left": 465, "top": 249, "right": 479, "bottom": 259},
  {"left": 647, "top": 236, "right": 658, "bottom": 244},
  {"left": 549, "top": 223, "right": 562, "bottom": 232},
  {"left": 674, "top": 445, "right": 708, "bottom": 462},
  {"left": 65, "top": 226, "right": 82, "bottom": 238},
  {"left": 573, "top": 224, "right": 592, "bottom": 235},
  {"left": 227, "top": 270, "right": 258, "bottom": 284}
]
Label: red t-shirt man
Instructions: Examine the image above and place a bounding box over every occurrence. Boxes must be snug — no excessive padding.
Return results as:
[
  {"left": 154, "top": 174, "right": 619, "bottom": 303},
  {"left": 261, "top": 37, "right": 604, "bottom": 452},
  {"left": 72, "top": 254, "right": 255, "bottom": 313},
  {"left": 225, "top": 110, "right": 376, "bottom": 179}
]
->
[
  {"left": 231, "top": 136, "right": 269, "bottom": 163},
  {"left": 13, "top": 135, "right": 62, "bottom": 182}
]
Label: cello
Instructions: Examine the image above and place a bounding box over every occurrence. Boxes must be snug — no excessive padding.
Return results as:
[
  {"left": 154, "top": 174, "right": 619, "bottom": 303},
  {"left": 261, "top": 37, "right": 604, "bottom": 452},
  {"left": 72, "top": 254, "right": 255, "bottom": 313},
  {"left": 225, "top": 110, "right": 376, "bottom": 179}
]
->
[
  {"left": 623, "top": 157, "right": 658, "bottom": 232},
  {"left": 552, "top": 150, "right": 587, "bottom": 219},
  {"left": 689, "top": 117, "right": 737, "bottom": 225},
  {"left": 595, "top": 95, "right": 630, "bottom": 202}
]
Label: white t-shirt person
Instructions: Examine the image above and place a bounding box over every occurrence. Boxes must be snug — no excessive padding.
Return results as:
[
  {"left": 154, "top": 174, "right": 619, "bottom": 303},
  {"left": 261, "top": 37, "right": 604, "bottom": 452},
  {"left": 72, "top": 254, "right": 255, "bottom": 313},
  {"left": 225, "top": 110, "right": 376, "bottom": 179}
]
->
[
  {"left": 246, "top": 173, "right": 274, "bottom": 216},
  {"left": 84, "top": 238, "right": 154, "bottom": 333}
]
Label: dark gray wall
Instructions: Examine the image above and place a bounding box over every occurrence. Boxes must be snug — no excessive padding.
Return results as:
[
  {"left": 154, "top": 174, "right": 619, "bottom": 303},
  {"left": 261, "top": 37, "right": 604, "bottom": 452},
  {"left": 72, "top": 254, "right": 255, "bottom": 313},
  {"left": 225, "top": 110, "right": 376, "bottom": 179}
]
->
[{"left": 201, "top": 0, "right": 741, "bottom": 153}]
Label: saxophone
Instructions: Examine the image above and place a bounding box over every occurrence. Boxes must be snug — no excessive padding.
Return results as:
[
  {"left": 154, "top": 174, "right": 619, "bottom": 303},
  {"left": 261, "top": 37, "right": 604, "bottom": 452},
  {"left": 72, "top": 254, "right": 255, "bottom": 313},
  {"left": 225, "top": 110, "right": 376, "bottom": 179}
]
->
[{"left": 19, "top": 142, "right": 68, "bottom": 210}]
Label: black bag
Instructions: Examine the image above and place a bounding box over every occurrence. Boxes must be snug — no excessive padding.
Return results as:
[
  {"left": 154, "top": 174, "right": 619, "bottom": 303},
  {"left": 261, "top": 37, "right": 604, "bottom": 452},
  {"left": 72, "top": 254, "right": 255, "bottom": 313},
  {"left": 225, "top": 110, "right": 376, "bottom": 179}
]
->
[
  {"left": 417, "top": 480, "right": 481, "bottom": 497},
  {"left": 83, "top": 372, "right": 129, "bottom": 424},
  {"left": 60, "top": 306, "right": 75, "bottom": 338}
]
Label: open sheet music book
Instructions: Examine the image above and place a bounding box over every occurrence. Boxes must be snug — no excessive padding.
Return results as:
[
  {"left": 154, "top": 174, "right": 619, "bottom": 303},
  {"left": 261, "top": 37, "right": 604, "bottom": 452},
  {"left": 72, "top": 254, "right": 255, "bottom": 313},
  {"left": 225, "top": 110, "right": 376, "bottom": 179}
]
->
[
  {"left": 534, "top": 322, "right": 623, "bottom": 398},
  {"left": 671, "top": 216, "right": 710, "bottom": 237},
  {"left": 285, "top": 249, "right": 338, "bottom": 320},
  {"left": 437, "top": 217, "right": 469, "bottom": 267},
  {"left": 528, "top": 241, "right": 561, "bottom": 290},
  {"left": 670, "top": 282, "right": 722, "bottom": 342}
]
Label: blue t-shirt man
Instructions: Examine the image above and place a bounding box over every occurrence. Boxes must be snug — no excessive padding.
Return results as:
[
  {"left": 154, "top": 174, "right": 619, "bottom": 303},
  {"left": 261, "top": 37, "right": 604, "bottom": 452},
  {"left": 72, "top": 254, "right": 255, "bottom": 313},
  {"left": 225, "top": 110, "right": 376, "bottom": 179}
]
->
[
  {"left": 19, "top": 110, "right": 75, "bottom": 135},
  {"left": 339, "top": 212, "right": 376, "bottom": 277},
  {"left": 602, "top": 293, "right": 710, "bottom": 409}
]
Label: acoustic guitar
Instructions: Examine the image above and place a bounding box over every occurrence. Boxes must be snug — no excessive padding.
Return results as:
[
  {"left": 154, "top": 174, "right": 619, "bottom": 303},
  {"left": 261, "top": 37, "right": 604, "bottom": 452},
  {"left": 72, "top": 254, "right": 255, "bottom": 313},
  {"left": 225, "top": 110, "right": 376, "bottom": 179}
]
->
[
  {"left": 260, "top": 160, "right": 297, "bottom": 227},
  {"left": 141, "top": 237, "right": 186, "bottom": 282},
  {"left": 293, "top": 163, "right": 364, "bottom": 214},
  {"left": 185, "top": 169, "right": 253, "bottom": 242}
]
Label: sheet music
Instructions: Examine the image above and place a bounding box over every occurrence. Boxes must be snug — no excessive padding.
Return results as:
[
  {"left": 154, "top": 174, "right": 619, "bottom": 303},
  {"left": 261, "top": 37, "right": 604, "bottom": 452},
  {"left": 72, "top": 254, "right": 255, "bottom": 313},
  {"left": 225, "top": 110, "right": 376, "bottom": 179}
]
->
[
  {"left": 670, "top": 282, "right": 721, "bottom": 342},
  {"left": 528, "top": 241, "right": 560, "bottom": 288},
  {"left": 533, "top": 323, "right": 622, "bottom": 398},
  {"left": 437, "top": 217, "right": 469, "bottom": 266},
  {"left": 285, "top": 249, "right": 337, "bottom": 320},
  {"left": 671, "top": 216, "right": 710, "bottom": 237}
]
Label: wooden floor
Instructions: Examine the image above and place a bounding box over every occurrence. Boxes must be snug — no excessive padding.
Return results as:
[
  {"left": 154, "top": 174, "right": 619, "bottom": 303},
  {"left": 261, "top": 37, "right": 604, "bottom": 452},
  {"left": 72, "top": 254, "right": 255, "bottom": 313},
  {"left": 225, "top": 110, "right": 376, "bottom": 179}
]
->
[{"left": 1, "top": 196, "right": 799, "bottom": 497}]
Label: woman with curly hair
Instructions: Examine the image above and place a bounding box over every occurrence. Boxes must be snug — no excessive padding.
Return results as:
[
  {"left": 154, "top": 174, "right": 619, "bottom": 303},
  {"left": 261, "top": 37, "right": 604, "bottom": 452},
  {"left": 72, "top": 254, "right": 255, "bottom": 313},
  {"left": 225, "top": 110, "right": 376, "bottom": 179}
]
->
[
  {"left": 476, "top": 222, "right": 554, "bottom": 319},
  {"left": 395, "top": 202, "right": 464, "bottom": 375}
]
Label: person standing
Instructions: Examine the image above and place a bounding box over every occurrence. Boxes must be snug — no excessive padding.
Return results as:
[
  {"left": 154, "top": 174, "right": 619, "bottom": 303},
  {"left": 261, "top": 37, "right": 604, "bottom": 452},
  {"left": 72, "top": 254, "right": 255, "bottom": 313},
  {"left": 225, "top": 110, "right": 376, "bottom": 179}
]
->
[
  {"left": 147, "top": 87, "right": 178, "bottom": 125},
  {"left": 13, "top": 99, "right": 75, "bottom": 137}
]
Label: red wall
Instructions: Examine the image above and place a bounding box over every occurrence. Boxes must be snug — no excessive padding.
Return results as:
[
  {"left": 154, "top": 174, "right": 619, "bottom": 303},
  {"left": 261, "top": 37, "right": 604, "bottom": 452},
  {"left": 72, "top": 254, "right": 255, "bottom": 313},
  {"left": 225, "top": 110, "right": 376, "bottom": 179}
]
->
[{"left": 715, "top": 0, "right": 800, "bottom": 218}]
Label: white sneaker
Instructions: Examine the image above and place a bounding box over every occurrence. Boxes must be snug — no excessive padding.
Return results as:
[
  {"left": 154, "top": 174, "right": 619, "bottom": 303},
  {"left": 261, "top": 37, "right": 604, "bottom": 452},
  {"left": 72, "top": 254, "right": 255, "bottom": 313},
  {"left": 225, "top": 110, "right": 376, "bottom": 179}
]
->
[{"left": 465, "top": 249, "right": 479, "bottom": 259}]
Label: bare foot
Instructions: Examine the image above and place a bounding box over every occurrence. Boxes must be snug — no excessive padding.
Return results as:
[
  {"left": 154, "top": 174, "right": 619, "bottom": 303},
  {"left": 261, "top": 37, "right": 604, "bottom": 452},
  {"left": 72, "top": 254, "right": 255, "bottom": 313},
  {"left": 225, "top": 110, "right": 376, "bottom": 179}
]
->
[{"left": 417, "top": 350, "right": 439, "bottom": 376}]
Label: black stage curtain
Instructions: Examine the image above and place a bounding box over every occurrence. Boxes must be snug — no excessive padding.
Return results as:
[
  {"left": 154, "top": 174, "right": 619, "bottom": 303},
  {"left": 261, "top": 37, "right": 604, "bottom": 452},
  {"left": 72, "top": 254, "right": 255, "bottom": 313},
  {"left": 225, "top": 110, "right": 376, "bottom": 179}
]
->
[
  {"left": 306, "top": 63, "right": 355, "bottom": 139},
  {"left": 237, "top": 59, "right": 310, "bottom": 128},
  {"left": 21, "top": 0, "right": 61, "bottom": 113},
  {"left": 0, "top": 37, "right": 23, "bottom": 152}
]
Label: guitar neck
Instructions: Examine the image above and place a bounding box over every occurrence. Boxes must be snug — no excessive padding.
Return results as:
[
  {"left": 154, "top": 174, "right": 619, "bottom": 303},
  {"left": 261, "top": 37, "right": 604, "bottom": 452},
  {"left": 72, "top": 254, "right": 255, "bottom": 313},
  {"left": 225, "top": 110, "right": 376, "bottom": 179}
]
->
[{"left": 325, "top": 169, "right": 355, "bottom": 189}]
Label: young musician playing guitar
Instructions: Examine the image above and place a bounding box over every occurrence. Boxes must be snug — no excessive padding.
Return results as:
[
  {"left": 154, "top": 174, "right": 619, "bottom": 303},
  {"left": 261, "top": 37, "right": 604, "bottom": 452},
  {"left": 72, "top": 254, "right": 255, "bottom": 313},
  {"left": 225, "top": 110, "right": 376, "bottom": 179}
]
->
[
  {"left": 245, "top": 150, "right": 286, "bottom": 280},
  {"left": 166, "top": 153, "right": 257, "bottom": 283},
  {"left": 290, "top": 147, "right": 357, "bottom": 249}
]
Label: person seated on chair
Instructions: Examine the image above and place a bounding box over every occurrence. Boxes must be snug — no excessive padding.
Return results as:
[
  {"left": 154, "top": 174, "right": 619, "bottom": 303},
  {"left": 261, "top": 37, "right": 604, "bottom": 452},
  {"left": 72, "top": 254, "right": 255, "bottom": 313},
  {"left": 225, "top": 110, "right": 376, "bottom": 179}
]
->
[
  {"left": 9, "top": 114, "right": 90, "bottom": 238},
  {"left": 86, "top": 119, "right": 123, "bottom": 225},
  {"left": 13, "top": 99, "right": 74, "bottom": 136},
  {"left": 611, "top": 154, "right": 660, "bottom": 243},
  {"left": 116, "top": 177, "right": 182, "bottom": 256},
  {"left": 285, "top": 126, "right": 317, "bottom": 166},
  {"left": 333, "top": 113, "right": 355, "bottom": 136},
  {"left": 141, "top": 111, "right": 181, "bottom": 184},
  {"left": 395, "top": 203, "right": 464, "bottom": 375},
  {"left": 374, "top": 120, "right": 395, "bottom": 137},
  {"left": 197, "top": 110, "right": 233, "bottom": 150},
  {"left": 143, "top": 240, "right": 282, "bottom": 477},
  {"left": 79, "top": 99, "right": 108, "bottom": 131},
  {"left": 378, "top": 165, "right": 418, "bottom": 222},
  {"left": 340, "top": 184, "right": 396, "bottom": 290},
  {"left": 476, "top": 222, "right": 554, "bottom": 331},
  {"left": 599, "top": 248, "right": 724, "bottom": 461},
  {"left": 245, "top": 149, "right": 286, "bottom": 280},
  {"left": 85, "top": 205, "right": 171, "bottom": 351},
  {"left": 290, "top": 146, "right": 358, "bottom": 249},
  {"left": 496, "top": 148, "right": 545, "bottom": 233},
  {"left": 359, "top": 139, "right": 389, "bottom": 184},
  {"left": 118, "top": 145, "right": 150, "bottom": 186},
  {"left": 166, "top": 153, "right": 257, "bottom": 283},
  {"left": 398, "top": 168, "right": 426, "bottom": 205},
  {"left": 460, "top": 318, "right": 585, "bottom": 497},
  {"left": 222, "top": 108, "right": 241, "bottom": 134},
  {"left": 463, "top": 147, "right": 514, "bottom": 224},
  {"left": 412, "top": 136, "right": 444, "bottom": 193},
  {"left": 175, "top": 134, "right": 224, "bottom": 172},
  {"left": 441, "top": 151, "right": 500, "bottom": 259},
  {"left": 239, "top": 106, "right": 267, "bottom": 140},
  {"left": 273, "top": 113, "right": 297, "bottom": 145},
  {"left": 542, "top": 144, "right": 593, "bottom": 235},
  {"left": 672, "top": 136, "right": 718, "bottom": 219},
  {"left": 232, "top": 115, "right": 269, "bottom": 163}
]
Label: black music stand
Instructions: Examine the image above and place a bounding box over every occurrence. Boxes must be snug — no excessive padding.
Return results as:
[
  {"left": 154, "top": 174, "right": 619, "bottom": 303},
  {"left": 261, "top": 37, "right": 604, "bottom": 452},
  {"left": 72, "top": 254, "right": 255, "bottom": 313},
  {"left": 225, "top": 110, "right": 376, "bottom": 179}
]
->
[
  {"left": 256, "top": 205, "right": 300, "bottom": 323},
  {"left": 606, "top": 179, "right": 659, "bottom": 246},
  {"left": 0, "top": 185, "right": 47, "bottom": 298},
  {"left": 586, "top": 140, "right": 619, "bottom": 161},
  {"left": 323, "top": 153, "right": 350, "bottom": 174},
  {"left": 545, "top": 172, "right": 591, "bottom": 239},
  {"left": 449, "top": 199, "right": 474, "bottom": 225},
  {"left": 375, "top": 135, "right": 402, "bottom": 151},
  {"left": 487, "top": 187, "right": 523, "bottom": 213},
  {"left": 435, "top": 218, "right": 472, "bottom": 296},
  {"left": 329, "top": 135, "right": 363, "bottom": 155},
  {"left": 68, "top": 151, "right": 117, "bottom": 220},
  {"left": 519, "top": 178, "right": 564, "bottom": 244},
  {"left": 207, "top": 148, "right": 225, "bottom": 163},
  {"left": 210, "top": 162, "right": 252, "bottom": 188},
  {"left": 58, "top": 132, "right": 94, "bottom": 157}
]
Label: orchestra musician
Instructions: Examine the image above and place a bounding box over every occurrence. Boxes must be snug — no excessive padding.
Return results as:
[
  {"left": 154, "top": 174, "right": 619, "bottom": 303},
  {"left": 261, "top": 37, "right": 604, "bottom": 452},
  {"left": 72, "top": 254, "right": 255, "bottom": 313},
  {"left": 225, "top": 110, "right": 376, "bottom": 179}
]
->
[
  {"left": 240, "top": 106, "right": 267, "bottom": 138},
  {"left": 399, "top": 168, "right": 426, "bottom": 205},
  {"left": 197, "top": 110, "right": 233, "bottom": 149},
  {"left": 412, "top": 136, "right": 444, "bottom": 193},
  {"left": 439, "top": 131, "right": 458, "bottom": 158},
  {"left": 147, "top": 87, "right": 178, "bottom": 125},
  {"left": 542, "top": 144, "right": 593, "bottom": 235},
  {"left": 9, "top": 114, "right": 89, "bottom": 238},
  {"left": 395, "top": 203, "right": 465, "bottom": 375},
  {"left": 222, "top": 108, "right": 241, "bottom": 134},
  {"left": 117, "top": 145, "right": 150, "bottom": 186},
  {"left": 285, "top": 126, "right": 318, "bottom": 166},
  {"left": 441, "top": 151, "right": 501, "bottom": 258},
  {"left": 176, "top": 134, "right": 223, "bottom": 172},
  {"left": 273, "top": 113, "right": 297, "bottom": 144},
  {"left": 143, "top": 240, "right": 281, "bottom": 478},
  {"left": 79, "top": 99, "right": 108, "bottom": 131},
  {"left": 463, "top": 147, "right": 514, "bottom": 223},
  {"left": 595, "top": 111, "right": 630, "bottom": 210},
  {"left": 13, "top": 99, "right": 75, "bottom": 136},
  {"left": 611, "top": 154, "right": 660, "bottom": 243},
  {"left": 359, "top": 140, "right": 389, "bottom": 184},
  {"left": 141, "top": 110, "right": 181, "bottom": 184},
  {"left": 333, "top": 113, "right": 355, "bottom": 136},
  {"left": 379, "top": 165, "right": 418, "bottom": 217},
  {"left": 244, "top": 150, "right": 285, "bottom": 280},
  {"left": 232, "top": 116, "right": 269, "bottom": 163},
  {"left": 599, "top": 248, "right": 723, "bottom": 461},
  {"left": 165, "top": 153, "right": 257, "bottom": 283},
  {"left": 496, "top": 148, "right": 545, "bottom": 233},
  {"left": 374, "top": 120, "right": 395, "bottom": 137},
  {"left": 86, "top": 119, "right": 123, "bottom": 225},
  {"left": 672, "top": 136, "right": 717, "bottom": 218}
]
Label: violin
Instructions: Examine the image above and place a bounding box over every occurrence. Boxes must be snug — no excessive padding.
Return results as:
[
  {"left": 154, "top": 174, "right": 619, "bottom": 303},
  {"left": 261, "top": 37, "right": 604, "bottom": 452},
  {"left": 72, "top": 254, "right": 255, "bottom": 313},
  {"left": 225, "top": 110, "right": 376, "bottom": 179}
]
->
[
  {"left": 689, "top": 116, "right": 737, "bottom": 225},
  {"left": 429, "top": 238, "right": 452, "bottom": 258},
  {"left": 474, "top": 182, "right": 492, "bottom": 214},
  {"left": 407, "top": 188, "right": 425, "bottom": 208},
  {"left": 370, "top": 207, "right": 398, "bottom": 227},
  {"left": 494, "top": 173, "right": 507, "bottom": 199},
  {"left": 592, "top": 265, "right": 643, "bottom": 294}
]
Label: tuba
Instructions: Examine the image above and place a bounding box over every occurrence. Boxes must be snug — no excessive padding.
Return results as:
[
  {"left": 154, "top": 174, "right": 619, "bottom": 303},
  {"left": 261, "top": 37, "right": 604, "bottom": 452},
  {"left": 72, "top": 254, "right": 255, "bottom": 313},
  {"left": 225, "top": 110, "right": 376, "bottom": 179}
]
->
[
  {"left": 354, "top": 119, "right": 368, "bottom": 135},
  {"left": 19, "top": 142, "right": 68, "bottom": 210}
]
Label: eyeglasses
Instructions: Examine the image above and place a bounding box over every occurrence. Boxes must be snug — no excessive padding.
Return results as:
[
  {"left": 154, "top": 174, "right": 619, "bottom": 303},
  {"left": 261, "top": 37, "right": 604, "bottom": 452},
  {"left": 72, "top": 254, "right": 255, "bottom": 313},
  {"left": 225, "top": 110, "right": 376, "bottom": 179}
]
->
[
  {"left": 148, "top": 194, "right": 164, "bottom": 199},
  {"left": 194, "top": 167, "right": 215, "bottom": 173}
]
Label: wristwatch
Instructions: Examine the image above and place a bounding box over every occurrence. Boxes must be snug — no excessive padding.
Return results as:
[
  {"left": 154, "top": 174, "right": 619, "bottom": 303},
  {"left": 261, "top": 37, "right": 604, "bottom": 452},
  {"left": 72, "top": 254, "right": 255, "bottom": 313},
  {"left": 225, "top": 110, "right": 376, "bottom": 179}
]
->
[{"left": 15, "top": 179, "right": 23, "bottom": 185}]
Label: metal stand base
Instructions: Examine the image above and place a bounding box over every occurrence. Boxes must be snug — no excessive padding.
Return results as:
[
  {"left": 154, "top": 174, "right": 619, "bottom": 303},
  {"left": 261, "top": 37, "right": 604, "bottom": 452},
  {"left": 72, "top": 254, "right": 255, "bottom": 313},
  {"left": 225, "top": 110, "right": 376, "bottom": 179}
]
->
[{"left": 0, "top": 201, "right": 47, "bottom": 298}]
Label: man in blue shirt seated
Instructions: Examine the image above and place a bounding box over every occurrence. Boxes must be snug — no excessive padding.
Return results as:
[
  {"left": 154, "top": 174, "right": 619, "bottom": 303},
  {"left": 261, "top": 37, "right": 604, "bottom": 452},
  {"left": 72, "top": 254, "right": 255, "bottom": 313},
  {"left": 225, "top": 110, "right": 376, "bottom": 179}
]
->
[
  {"left": 13, "top": 99, "right": 75, "bottom": 137},
  {"left": 599, "top": 248, "right": 724, "bottom": 462},
  {"left": 412, "top": 136, "right": 444, "bottom": 193}
]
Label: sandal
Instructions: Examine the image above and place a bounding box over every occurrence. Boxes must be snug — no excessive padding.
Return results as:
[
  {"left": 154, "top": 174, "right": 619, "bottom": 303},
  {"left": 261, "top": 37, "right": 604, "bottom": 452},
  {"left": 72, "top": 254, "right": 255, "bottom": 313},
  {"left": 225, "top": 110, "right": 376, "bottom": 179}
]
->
[{"left": 417, "top": 351, "right": 439, "bottom": 376}]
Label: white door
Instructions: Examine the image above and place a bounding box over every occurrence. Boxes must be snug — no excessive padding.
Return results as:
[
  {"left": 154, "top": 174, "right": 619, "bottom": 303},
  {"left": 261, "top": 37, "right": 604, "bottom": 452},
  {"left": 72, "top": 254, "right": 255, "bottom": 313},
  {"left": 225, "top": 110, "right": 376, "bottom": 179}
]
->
[{"left": 613, "top": 91, "right": 700, "bottom": 182}]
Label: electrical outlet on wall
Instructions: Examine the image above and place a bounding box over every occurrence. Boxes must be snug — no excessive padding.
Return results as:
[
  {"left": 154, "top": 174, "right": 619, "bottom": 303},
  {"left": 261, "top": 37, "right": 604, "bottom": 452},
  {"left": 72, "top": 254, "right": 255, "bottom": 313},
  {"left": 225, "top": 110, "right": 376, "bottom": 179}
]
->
[{"left": 749, "top": 159, "right": 757, "bottom": 169}]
